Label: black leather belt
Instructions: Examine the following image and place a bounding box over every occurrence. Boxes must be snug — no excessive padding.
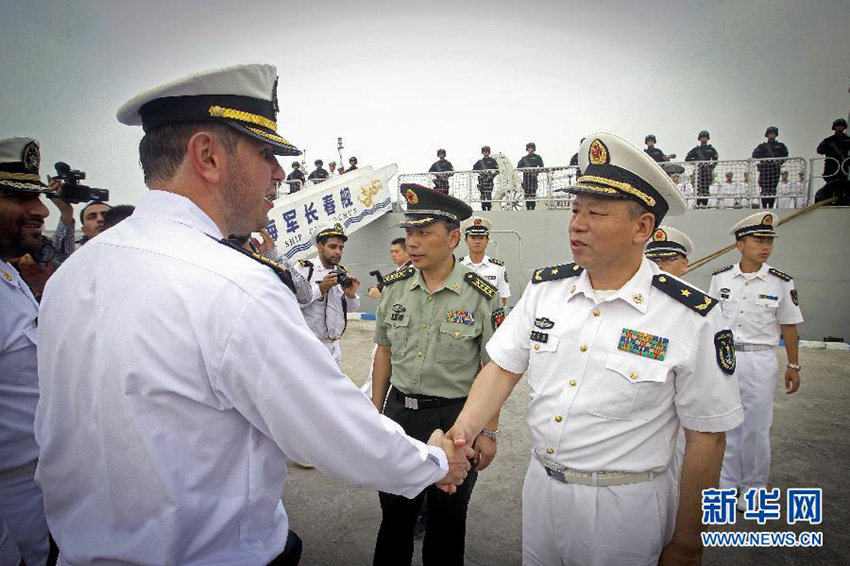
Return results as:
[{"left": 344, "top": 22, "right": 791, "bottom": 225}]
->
[{"left": 390, "top": 386, "right": 466, "bottom": 410}]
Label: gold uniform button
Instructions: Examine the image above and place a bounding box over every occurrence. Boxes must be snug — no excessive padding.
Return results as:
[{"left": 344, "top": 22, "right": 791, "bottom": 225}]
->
[
  {"left": 592, "top": 309, "right": 600, "bottom": 317},
  {"left": 554, "top": 415, "right": 563, "bottom": 423},
  {"left": 454, "top": 331, "right": 460, "bottom": 338},
  {"left": 546, "top": 448, "right": 554, "bottom": 455},
  {"left": 427, "top": 296, "right": 434, "bottom": 302},
  {"left": 422, "top": 323, "right": 428, "bottom": 329},
  {"left": 740, "top": 310, "right": 744, "bottom": 314},
  {"left": 570, "top": 285, "right": 576, "bottom": 294},
  {"left": 417, "top": 352, "right": 423, "bottom": 358},
  {"left": 569, "top": 380, "right": 577, "bottom": 387},
  {"left": 745, "top": 282, "right": 749, "bottom": 286},
  {"left": 533, "top": 344, "right": 540, "bottom": 351},
  {"left": 412, "top": 379, "right": 419, "bottom": 385},
  {"left": 579, "top": 345, "right": 587, "bottom": 352},
  {"left": 629, "top": 371, "right": 638, "bottom": 380}
]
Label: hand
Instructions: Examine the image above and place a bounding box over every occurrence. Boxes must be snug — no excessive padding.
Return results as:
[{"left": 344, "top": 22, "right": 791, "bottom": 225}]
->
[
  {"left": 46, "top": 179, "right": 74, "bottom": 223},
  {"left": 429, "top": 428, "right": 474, "bottom": 494},
  {"left": 472, "top": 434, "right": 497, "bottom": 472},
  {"left": 9, "top": 254, "right": 54, "bottom": 296},
  {"left": 250, "top": 229, "right": 276, "bottom": 253},
  {"left": 318, "top": 272, "right": 338, "bottom": 295},
  {"left": 785, "top": 368, "right": 800, "bottom": 394},
  {"left": 343, "top": 276, "right": 360, "bottom": 299},
  {"left": 658, "top": 538, "right": 702, "bottom": 566},
  {"left": 367, "top": 286, "right": 381, "bottom": 299}
]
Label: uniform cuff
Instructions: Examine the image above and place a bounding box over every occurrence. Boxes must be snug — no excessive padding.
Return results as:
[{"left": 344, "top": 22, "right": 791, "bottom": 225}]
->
[
  {"left": 679, "top": 406, "right": 743, "bottom": 433},
  {"left": 486, "top": 345, "right": 528, "bottom": 375}
]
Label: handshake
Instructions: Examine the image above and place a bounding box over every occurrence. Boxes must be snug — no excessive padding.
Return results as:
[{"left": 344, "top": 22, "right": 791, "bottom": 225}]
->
[{"left": 426, "top": 424, "right": 495, "bottom": 494}]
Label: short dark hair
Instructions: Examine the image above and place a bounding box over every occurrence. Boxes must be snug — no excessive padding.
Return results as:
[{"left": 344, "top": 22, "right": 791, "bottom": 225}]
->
[
  {"left": 79, "top": 201, "right": 112, "bottom": 224},
  {"left": 102, "top": 205, "right": 135, "bottom": 229},
  {"left": 138, "top": 122, "right": 239, "bottom": 186},
  {"left": 391, "top": 237, "right": 406, "bottom": 249},
  {"left": 437, "top": 148, "right": 446, "bottom": 157}
]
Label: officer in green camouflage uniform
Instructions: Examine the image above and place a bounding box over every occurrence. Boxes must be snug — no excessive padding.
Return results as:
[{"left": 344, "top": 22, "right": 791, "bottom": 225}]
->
[{"left": 371, "top": 183, "right": 504, "bottom": 566}]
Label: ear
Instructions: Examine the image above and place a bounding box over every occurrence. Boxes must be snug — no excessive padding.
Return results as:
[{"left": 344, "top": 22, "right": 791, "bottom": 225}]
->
[
  {"left": 448, "top": 227, "right": 461, "bottom": 248},
  {"left": 735, "top": 240, "right": 745, "bottom": 252},
  {"left": 634, "top": 212, "right": 656, "bottom": 244},
  {"left": 682, "top": 257, "right": 690, "bottom": 268},
  {"left": 186, "top": 131, "right": 226, "bottom": 185}
]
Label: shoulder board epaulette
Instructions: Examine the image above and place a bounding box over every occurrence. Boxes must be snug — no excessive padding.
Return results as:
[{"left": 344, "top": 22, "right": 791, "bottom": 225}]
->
[
  {"left": 297, "top": 259, "right": 313, "bottom": 268},
  {"left": 652, "top": 274, "right": 717, "bottom": 317},
  {"left": 768, "top": 268, "right": 792, "bottom": 282},
  {"left": 489, "top": 258, "right": 505, "bottom": 266},
  {"left": 382, "top": 267, "right": 415, "bottom": 286},
  {"left": 464, "top": 272, "right": 497, "bottom": 299},
  {"left": 532, "top": 263, "right": 583, "bottom": 284},
  {"left": 712, "top": 265, "right": 733, "bottom": 275},
  {"left": 215, "top": 238, "right": 296, "bottom": 294}
]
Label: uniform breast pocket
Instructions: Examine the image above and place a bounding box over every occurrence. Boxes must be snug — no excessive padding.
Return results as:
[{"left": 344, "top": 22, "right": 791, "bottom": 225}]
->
[
  {"left": 589, "top": 353, "right": 670, "bottom": 421},
  {"left": 436, "top": 322, "right": 479, "bottom": 364},
  {"left": 754, "top": 297, "right": 779, "bottom": 320},
  {"left": 527, "top": 334, "right": 560, "bottom": 395},
  {"left": 15, "top": 324, "right": 39, "bottom": 385},
  {"left": 385, "top": 316, "right": 410, "bottom": 361}
]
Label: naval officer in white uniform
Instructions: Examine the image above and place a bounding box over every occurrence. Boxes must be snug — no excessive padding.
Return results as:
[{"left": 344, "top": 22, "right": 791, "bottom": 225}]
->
[
  {"left": 445, "top": 133, "right": 743, "bottom": 565},
  {"left": 459, "top": 216, "right": 511, "bottom": 307},
  {"left": 0, "top": 137, "right": 53, "bottom": 566},
  {"left": 34, "top": 63, "right": 473, "bottom": 566},
  {"left": 710, "top": 212, "right": 803, "bottom": 509}
]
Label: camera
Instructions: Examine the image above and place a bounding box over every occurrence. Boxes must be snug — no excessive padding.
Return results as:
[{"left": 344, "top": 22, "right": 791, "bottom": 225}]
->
[
  {"left": 52, "top": 162, "right": 110, "bottom": 204},
  {"left": 369, "top": 269, "right": 385, "bottom": 291},
  {"left": 335, "top": 267, "right": 353, "bottom": 289}
]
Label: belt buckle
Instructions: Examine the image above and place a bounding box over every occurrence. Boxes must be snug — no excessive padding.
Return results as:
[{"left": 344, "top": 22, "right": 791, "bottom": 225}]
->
[{"left": 404, "top": 396, "right": 419, "bottom": 410}]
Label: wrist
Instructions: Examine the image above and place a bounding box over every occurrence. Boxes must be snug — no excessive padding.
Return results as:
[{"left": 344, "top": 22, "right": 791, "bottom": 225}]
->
[
  {"left": 786, "top": 363, "right": 801, "bottom": 371},
  {"left": 480, "top": 428, "right": 500, "bottom": 443}
]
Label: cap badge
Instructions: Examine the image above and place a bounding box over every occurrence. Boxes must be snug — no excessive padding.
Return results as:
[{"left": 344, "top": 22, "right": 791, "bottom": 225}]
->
[
  {"left": 589, "top": 139, "right": 609, "bottom": 166},
  {"left": 22, "top": 141, "right": 40, "bottom": 174},
  {"left": 406, "top": 189, "right": 419, "bottom": 205},
  {"left": 653, "top": 229, "right": 667, "bottom": 242},
  {"left": 762, "top": 214, "right": 773, "bottom": 225},
  {"left": 474, "top": 218, "right": 482, "bottom": 226}
]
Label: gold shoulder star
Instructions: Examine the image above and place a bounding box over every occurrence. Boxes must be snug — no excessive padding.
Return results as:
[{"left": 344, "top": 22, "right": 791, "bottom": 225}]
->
[
  {"left": 681, "top": 289, "right": 692, "bottom": 297},
  {"left": 551, "top": 268, "right": 559, "bottom": 275}
]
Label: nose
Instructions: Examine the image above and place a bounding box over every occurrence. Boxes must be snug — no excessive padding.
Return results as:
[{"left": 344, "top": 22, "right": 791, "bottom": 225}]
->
[
  {"left": 28, "top": 196, "right": 50, "bottom": 219},
  {"left": 271, "top": 157, "right": 285, "bottom": 181}
]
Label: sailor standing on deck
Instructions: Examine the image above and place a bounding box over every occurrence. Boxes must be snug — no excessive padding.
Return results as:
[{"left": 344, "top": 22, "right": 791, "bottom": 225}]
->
[
  {"left": 710, "top": 212, "right": 803, "bottom": 510},
  {"left": 291, "top": 222, "right": 361, "bottom": 367},
  {"left": 446, "top": 133, "right": 743, "bottom": 565},
  {"left": 644, "top": 225, "right": 693, "bottom": 277},
  {"left": 459, "top": 216, "right": 511, "bottom": 307}
]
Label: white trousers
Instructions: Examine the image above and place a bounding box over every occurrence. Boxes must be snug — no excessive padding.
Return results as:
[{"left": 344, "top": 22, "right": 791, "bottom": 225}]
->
[
  {"left": 321, "top": 340, "right": 342, "bottom": 367},
  {"left": 0, "top": 469, "right": 49, "bottom": 566},
  {"left": 522, "top": 455, "right": 675, "bottom": 566},
  {"left": 720, "top": 349, "right": 778, "bottom": 491}
]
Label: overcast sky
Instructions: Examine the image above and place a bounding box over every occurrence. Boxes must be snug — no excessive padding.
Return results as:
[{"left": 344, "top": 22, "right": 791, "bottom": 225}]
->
[{"left": 1, "top": 0, "right": 847, "bottom": 227}]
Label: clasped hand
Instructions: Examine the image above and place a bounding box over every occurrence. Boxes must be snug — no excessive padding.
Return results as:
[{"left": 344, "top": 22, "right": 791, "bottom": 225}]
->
[{"left": 427, "top": 429, "right": 475, "bottom": 494}]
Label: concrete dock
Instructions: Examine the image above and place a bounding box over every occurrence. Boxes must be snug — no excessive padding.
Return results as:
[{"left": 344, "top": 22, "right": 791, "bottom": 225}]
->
[{"left": 283, "top": 320, "right": 849, "bottom": 565}]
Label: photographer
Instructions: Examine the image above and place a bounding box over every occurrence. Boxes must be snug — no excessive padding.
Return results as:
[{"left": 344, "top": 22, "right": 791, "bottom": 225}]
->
[
  {"left": 47, "top": 162, "right": 111, "bottom": 263},
  {"left": 367, "top": 237, "right": 410, "bottom": 299},
  {"left": 291, "top": 222, "right": 360, "bottom": 367}
]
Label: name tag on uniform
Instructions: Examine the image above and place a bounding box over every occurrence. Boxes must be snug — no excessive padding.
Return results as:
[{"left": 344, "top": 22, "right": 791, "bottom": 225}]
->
[
  {"left": 391, "top": 313, "right": 404, "bottom": 321},
  {"left": 486, "top": 275, "right": 497, "bottom": 280},
  {"left": 618, "top": 328, "right": 669, "bottom": 361},
  {"left": 446, "top": 310, "right": 475, "bottom": 325},
  {"left": 530, "top": 331, "right": 549, "bottom": 343},
  {"left": 759, "top": 294, "right": 778, "bottom": 301},
  {"left": 720, "top": 287, "right": 730, "bottom": 299}
]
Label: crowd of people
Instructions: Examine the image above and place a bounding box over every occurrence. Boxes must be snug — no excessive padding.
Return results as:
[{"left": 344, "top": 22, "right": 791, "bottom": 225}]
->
[{"left": 0, "top": 60, "right": 830, "bottom": 566}]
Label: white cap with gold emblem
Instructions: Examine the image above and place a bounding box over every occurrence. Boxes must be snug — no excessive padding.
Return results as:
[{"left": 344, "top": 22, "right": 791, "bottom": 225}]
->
[
  {"left": 729, "top": 212, "right": 777, "bottom": 239},
  {"left": 0, "top": 137, "right": 53, "bottom": 194},
  {"left": 313, "top": 221, "right": 348, "bottom": 243},
  {"left": 644, "top": 225, "right": 694, "bottom": 259},
  {"left": 116, "top": 63, "right": 300, "bottom": 156},
  {"left": 462, "top": 216, "right": 492, "bottom": 236},
  {"left": 564, "top": 132, "right": 686, "bottom": 222}
]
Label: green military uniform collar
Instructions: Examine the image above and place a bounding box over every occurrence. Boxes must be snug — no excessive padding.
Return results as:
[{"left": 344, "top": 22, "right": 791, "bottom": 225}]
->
[{"left": 407, "top": 257, "right": 465, "bottom": 296}]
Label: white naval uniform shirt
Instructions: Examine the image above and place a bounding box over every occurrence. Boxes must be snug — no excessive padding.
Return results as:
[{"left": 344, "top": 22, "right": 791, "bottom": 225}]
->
[
  {"left": 291, "top": 261, "right": 360, "bottom": 345},
  {"left": 34, "top": 190, "right": 447, "bottom": 566},
  {"left": 709, "top": 263, "right": 803, "bottom": 346},
  {"left": 0, "top": 261, "right": 40, "bottom": 472},
  {"left": 459, "top": 254, "right": 510, "bottom": 300},
  {"left": 486, "top": 258, "right": 743, "bottom": 473}
]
